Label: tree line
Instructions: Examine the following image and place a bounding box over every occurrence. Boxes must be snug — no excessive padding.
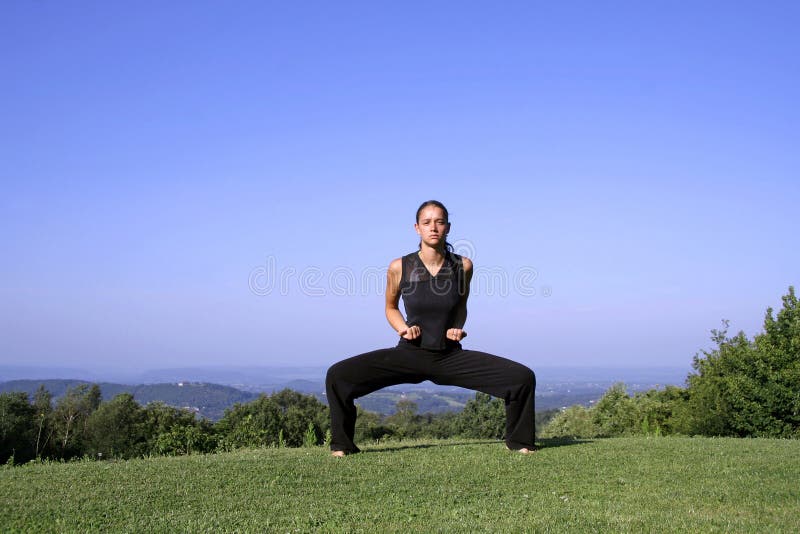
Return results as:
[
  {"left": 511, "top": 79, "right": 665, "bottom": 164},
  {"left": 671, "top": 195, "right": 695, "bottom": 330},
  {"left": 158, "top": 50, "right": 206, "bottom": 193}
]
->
[{"left": 0, "top": 382, "right": 556, "bottom": 465}]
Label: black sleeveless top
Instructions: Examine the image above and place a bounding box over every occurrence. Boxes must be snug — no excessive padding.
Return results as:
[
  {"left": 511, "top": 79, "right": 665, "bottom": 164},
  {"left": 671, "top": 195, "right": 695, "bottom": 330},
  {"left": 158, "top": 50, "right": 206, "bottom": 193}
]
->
[{"left": 399, "top": 250, "right": 466, "bottom": 350}]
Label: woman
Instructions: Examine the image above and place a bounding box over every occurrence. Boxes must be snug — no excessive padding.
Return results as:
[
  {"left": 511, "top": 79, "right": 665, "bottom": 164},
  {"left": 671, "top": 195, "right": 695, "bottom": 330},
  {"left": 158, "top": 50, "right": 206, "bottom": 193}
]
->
[{"left": 325, "top": 200, "right": 536, "bottom": 456}]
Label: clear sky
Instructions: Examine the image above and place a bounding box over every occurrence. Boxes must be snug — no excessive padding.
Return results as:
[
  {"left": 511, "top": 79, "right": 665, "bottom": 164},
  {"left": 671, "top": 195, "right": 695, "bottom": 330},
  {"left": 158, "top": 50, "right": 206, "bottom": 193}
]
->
[{"left": 1, "top": 1, "right": 798, "bottom": 375}]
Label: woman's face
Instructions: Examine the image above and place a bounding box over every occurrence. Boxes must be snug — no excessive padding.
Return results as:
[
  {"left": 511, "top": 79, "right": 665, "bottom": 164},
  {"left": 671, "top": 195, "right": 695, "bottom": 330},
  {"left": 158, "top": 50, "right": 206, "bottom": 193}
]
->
[{"left": 415, "top": 205, "right": 450, "bottom": 248}]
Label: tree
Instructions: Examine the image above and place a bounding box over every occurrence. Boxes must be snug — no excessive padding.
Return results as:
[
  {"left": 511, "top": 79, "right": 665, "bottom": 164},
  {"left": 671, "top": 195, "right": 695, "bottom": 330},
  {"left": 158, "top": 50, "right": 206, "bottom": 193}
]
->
[
  {"left": 675, "top": 324, "right": 755, "bottom": 436},
  {"left": 32, "top": 385, "right": 54, "bottom": 458},
  {"left": 385, "top": 399, "right": 422, "bottom": 439},
  {"left": 140, "top": 401, "right": 214, "bottom": 456},
  {"left": 52, "top": 384, "right": 101, "bottom": 458},
  {"left": 0, "top": 392, "right": 36, "bottom": 464},
  {"left": 592, "top": 383, "right": 636, "bottom": 436},
  {"left": 85, "top": 393, "right": 146, "bottom": 459},
  {"left": 755, "top": 286, "right": 800, "bottom": 435}
]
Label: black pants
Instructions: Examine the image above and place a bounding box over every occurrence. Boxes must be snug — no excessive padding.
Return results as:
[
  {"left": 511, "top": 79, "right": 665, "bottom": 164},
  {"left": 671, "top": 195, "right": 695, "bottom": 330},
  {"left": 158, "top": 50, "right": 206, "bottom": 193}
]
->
[{"left": 325, "top": 338, "right": 536, "bottom": 453}]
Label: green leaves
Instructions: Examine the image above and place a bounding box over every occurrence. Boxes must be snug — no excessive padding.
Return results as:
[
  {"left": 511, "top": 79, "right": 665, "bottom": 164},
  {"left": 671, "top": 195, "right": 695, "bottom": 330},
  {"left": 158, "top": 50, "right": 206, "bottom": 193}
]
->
[
  {"left": 681, "top": 286, "right": 800, "bottom": 438},
  {"left": 545, "top": 286, "right": 799, "bottom": 439}
]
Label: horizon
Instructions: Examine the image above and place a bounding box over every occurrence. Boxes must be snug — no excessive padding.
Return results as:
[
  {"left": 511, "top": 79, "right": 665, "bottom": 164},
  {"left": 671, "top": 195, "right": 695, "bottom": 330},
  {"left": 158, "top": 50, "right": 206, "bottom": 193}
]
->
[
  {"left": 2, "top": 2, "right": 798, "bottom": 373},
  {"left": 0, "top": 363, "right": 693, "bottom": 389}
]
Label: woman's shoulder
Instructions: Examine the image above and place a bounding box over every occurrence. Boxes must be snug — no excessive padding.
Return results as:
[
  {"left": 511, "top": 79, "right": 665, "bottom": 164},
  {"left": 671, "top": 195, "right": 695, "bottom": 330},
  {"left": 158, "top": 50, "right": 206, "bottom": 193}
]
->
[
  {"left": 448, "top": 251, "right": 472, "bottom": 271},
  {"left": 392, "top": 251, "right": 422, "bottom": 266},
  {"left": 388, "top": 255, "right": 410, "bottom": 275}
]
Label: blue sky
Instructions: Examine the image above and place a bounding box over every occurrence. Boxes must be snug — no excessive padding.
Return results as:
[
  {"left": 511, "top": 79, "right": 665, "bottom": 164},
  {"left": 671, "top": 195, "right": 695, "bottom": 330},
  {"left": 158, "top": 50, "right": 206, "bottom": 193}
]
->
[{"left": 1, "top": 1, "right": 798, "bottom": 375}]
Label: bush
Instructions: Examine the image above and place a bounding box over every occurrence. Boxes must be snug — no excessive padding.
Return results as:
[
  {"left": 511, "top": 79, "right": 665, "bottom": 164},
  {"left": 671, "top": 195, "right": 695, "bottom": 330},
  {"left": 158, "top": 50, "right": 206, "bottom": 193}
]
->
[
  {"left": 542, "top": 384, "right": 689, "bottom": 439},
  {"left": 541, "top": 405, "right": 599, "bottom": 439},
  {"left": 453, "top": 392, "right": 505, "bottom": 440},
  {"left": 355, "top": 407, "right": 393, "bottom": 442},
  {"left": 216, "top": 389, "right": 329, "bottom": 450},
  {"left": 675, "top": 287, "right": 800, "bottom": 438}
]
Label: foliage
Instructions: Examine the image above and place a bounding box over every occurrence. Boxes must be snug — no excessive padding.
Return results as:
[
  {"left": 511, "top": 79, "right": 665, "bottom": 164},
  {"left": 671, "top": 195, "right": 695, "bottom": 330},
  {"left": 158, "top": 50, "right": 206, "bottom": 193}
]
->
[
  {"left": 535, "top": 409, "right": 560, "bottom": 430},
  {"left": 270, "top": 389, "right": 329, "bottom": 447},
  {"left": 0, "top": 380, "right": 258, "bottom": 421},
  {"left": 302, "top": 421, "right": 317, "bottom": 448},
  {"left": 51, "top": 384, "right": 102, "bottom": 459},
  {"left": 630, "top": 386, "right": 687, "bottom": 436},
  {"left": 676, "top": 287, "right": 800, "bottom": 438},
  {"left": 452, "top": 392, "right": 506, "bottom": 439},
  {"left": 384, "top": 399, "right": 423, "bottom": 439},
  {"left": 354, "top": 407, "right": 393, "bottom": 442},
  {"left": 216, "top": 395, "right": 284, "bottom": 449},
  {"left": 541, "top": 405, "right": 600, "bottom": 439},
  {"left": 216, "top": 389, "right": 329, "bottom": 450},
  {"left": 591, "top": 383, "right": 636, "bottom": 436},
  {"left": 545, "top": 287, "right": 799, "bottom": 439},
  {"left": 0, "top": 392, "right": 36, "bottom": 464},
  {"left": 32, "top": 385, "right": 54, "bottom": 459},
  {"left": 142, "top": 401, "right": 216, "bottom": 456},
  {"left": 543, "top": 384, "right": 692, "bottom": 439},
  {"left": 85, "top": 393, "right": 147, "bottom": 459}
]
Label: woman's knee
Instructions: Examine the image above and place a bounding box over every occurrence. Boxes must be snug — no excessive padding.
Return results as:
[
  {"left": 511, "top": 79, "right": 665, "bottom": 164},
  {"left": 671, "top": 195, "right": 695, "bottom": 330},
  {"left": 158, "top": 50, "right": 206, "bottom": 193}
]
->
[
  {"left": 326, "top": 354, "right": 374, "bottom": 387},
  {"left": 526, "top": 366, "right": 536, "bottom": 388},
  {"left": 325, "top": 360, "right": 347, "bottom": 386},
  {"left": 513, "top": 365, "right": 536, "bottom": 390}
]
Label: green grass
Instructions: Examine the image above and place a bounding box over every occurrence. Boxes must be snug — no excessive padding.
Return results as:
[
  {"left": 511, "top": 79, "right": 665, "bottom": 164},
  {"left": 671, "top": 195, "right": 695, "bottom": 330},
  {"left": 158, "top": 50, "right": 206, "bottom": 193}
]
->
[{"left": 2, "top": 437, "right": 799, "bottom": 532}]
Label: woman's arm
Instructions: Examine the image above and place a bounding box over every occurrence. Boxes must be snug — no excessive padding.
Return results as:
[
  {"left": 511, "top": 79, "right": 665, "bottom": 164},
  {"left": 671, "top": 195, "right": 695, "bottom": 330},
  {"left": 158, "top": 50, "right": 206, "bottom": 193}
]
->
[
  {"left": 447, "top": 256, "right": 473, "bottom": 341},
  {"left": 385, "top": 258, "right": 421, "bottom": 340}
]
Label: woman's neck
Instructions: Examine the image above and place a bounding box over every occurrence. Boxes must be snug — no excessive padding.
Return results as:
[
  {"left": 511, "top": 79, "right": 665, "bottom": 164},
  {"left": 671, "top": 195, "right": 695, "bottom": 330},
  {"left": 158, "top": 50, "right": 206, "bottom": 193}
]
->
[{"left": 418, "top": 244, "right": 446, "bottom": 264}]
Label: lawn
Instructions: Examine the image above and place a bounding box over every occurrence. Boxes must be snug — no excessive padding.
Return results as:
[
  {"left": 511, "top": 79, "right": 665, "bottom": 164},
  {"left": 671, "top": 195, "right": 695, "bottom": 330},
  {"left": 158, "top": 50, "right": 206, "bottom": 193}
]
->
[{"left": 2, "top": 437, "right": 798, "bottom": 532}]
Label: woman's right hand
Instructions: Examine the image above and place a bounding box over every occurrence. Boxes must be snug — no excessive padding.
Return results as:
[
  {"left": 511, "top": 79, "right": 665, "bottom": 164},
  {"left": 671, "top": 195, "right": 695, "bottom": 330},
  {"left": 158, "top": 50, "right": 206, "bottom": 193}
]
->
[{"left": 398, "top": 325, "right": 421, "bottom": 340}]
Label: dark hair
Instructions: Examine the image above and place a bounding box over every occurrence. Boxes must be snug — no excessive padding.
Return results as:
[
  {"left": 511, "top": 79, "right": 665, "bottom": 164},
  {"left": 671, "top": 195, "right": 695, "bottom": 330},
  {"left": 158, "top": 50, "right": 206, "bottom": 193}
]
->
[{"left": 415, "top": 199, "right": 454, "bottom": 253}]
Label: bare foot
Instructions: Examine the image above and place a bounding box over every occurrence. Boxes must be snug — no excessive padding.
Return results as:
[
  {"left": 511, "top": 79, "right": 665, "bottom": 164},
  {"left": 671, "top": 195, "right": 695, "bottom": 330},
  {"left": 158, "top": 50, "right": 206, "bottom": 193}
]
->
[
  {"left": 331, "top": 450, "right": 346, "bottom": 458},
  {"left": 507, "top": 446, "right": 537, "bottom": 454}
]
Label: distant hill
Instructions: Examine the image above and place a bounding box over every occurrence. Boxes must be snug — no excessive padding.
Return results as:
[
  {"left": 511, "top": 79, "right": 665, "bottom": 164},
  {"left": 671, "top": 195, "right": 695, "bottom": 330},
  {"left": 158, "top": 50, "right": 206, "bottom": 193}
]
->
[
  {"left": 0, "top": 380, "right": 258, "bottom": 420},
  {"left": 0, "top": 379, "right": 489, "bottom": 417},
  {"left": 353, "top": 388, "right": 476, "bottom": 414}
]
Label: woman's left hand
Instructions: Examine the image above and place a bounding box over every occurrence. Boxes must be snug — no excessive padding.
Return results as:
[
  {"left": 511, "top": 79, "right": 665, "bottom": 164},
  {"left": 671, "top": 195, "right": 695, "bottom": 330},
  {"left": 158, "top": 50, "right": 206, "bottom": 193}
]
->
[{"left": 446, "top": 328, "right": 467, "bottom": 341}]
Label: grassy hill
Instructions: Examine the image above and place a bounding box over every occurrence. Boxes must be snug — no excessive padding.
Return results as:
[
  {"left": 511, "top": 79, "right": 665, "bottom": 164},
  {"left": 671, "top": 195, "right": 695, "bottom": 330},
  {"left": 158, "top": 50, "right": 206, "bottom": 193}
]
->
[{"left": 2, "top": 437, "right": 798, "bottom": 532}]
